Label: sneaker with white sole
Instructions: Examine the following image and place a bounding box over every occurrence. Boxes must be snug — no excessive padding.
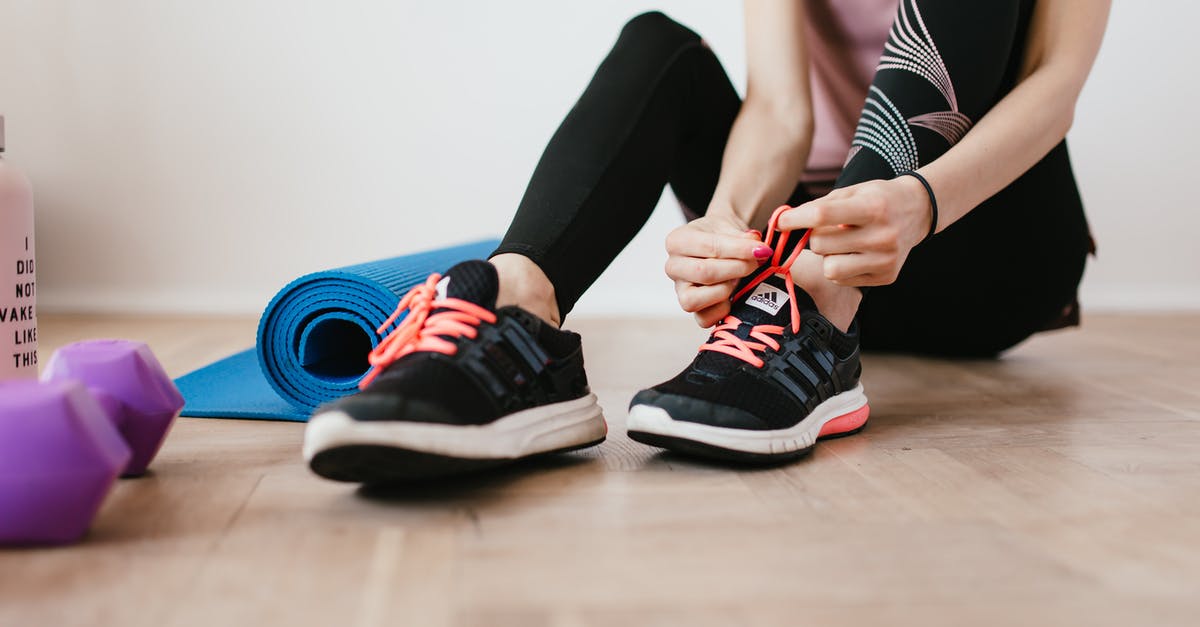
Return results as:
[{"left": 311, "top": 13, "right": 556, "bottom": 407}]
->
[
  {"left": 304, "top": 260, "right": 607, "bottom": 482},
  {"left": 627, "top": 207, "right": 869, "bottom": 464}
]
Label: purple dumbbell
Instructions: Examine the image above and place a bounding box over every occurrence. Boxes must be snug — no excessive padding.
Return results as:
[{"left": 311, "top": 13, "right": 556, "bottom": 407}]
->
[
  {"left": 0, "top": 379, "right": 131, "bottom": 544},
  {"left": 41, "top": 339, "right": 184, "bottom": 477}
]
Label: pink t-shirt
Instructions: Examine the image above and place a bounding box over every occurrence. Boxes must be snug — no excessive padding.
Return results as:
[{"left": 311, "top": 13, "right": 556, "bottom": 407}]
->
[{"left": 802, "top": 0, "right": 899, "bottom": 188}]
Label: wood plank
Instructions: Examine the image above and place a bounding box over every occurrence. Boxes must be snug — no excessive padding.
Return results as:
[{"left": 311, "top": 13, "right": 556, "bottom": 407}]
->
[{"left": 1, "top": 313, "right": 1198, "bottom": 626}]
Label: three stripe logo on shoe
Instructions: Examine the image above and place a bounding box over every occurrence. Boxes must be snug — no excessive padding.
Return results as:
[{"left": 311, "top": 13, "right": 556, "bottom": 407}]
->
[
  {"left": 462, "top": 319, "right": 548, "bottom": 400},
  {"left": 769, "top": 339, "right": 842, "bottom": 411}
]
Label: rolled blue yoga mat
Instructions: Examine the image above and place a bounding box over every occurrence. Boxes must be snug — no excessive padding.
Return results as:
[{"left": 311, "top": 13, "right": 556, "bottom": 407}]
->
[{"left": 176, "top": 239, "right": 500, "bottom": 421}]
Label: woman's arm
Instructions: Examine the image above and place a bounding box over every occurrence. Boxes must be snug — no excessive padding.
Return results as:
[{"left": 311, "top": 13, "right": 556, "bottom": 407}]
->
[
  {"left": 917, "top": 0, "right": 1110, "bottom": 231},
  {"left": 666, "top": 0, "right": 816, "bottom": 326},
  {"left": 781, "top": 0, "right": 1110, "bottom": 287},
  {"left": 707, "top": 0, "right": 814, "bottom": 227}
]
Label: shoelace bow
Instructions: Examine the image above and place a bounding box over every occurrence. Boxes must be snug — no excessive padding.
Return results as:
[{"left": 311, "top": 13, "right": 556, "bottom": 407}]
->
[
  {"left": 359, "top": 273, "right": 497, "bottom": 389},
  {"left": 698, "top": 205, "right": 811, "bottom": 368}
]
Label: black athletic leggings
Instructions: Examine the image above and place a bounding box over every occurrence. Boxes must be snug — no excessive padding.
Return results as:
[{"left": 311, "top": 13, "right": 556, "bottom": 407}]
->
[{"left": 493, "top": 2, "right": 1092, "bottom": 357}]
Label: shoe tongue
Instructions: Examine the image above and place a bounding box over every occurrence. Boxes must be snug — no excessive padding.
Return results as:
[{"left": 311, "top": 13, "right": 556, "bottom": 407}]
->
[
  {"left": 435, "top": 260, "right": 498, "bottom": 310},
  {"left": 728, "top": 273, "right": 815, "bottom": 326},
  {"left": 690, "top": 273, "right": 818, "bottom": 376}
]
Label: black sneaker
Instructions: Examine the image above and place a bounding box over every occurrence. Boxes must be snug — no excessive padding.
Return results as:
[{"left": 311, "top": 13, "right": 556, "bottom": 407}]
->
[
  {"left": 303, "top": 260, "right": 607, "bottom": 482},
  {"left": 627, "top": 212, "right": 868, "bottom": 464}
]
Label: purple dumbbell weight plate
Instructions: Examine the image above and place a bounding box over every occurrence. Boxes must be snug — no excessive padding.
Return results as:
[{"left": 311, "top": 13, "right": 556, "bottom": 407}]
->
[
  {"left": 42, "top": 339, "right": 185, "bottom": 476},
  {"left": 0, "top": 379, "right": 131, "bottom": 544}
]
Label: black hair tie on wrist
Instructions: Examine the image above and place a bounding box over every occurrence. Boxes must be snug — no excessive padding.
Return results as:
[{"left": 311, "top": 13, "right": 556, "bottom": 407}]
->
[{"left": 901, "top": 171, "right": 938, "bottom": 243}]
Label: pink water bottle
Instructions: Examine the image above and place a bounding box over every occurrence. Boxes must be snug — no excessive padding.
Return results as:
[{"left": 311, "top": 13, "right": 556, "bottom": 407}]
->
[{"left": 0, "top": 115, "right": 38, "bottom": 379}]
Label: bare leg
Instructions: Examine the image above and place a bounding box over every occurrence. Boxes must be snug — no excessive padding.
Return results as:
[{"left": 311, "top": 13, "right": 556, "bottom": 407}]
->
[
  {"left": 790, "top": 251, "right": 862, "bottom": 332},
  {"left": 489, "top": 254, "right": 562, "bottom": 328}
]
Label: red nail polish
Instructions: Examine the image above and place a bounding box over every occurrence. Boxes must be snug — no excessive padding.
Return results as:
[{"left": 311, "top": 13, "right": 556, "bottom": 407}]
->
[
  {"left": 746, "top": 229, "right": 762, "bottom": 239},
  {"left": 753, "top": 245, "right": 772, "bottom": 260}
]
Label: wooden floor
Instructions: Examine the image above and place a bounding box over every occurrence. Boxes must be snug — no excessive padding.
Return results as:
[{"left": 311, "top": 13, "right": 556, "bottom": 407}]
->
[{"left": 2, "top": 313, "right": 1199, "bottom": 626}]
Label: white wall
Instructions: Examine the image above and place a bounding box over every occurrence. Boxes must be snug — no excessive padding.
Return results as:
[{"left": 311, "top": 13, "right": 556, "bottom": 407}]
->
[{"left": 0, "top": 0, "right": 1195, "bottom": 316}]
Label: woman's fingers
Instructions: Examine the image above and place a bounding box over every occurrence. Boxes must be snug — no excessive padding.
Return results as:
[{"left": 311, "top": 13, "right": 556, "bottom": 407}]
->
[
  {"left": 778, "top": 194, "right": 883, "bottom": 231},
  {"left": 809, "top": 225, "right": 897, "bottom": 256},
  {"left": 665, "top": 255, "right": 761, "bottom": 286},
  {"left": 693, "top": 301, "right": 730, "bottom": 328},
  {"left": 666, "top": 226, "right": 769, "bottom": 261},
  {"left": 822, "top": 252, "right": 899, "bottom": 286},
  {"left": 674, "top": 279, "right": 737, "bottom": 314},
  {"left": 831, "top": 273, "right": 886, "bottom": 287},
  {"left": 664, "top": 216, "right": 767, "bottom": 319}
]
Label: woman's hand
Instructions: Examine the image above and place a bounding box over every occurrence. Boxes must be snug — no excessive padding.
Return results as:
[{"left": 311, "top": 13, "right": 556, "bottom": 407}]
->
[
  {"left": 778, "top": 176, "right": 932, "bottom": 287},
  {"left": 665, "top": 212, "right": 772, "bottom": 327}
]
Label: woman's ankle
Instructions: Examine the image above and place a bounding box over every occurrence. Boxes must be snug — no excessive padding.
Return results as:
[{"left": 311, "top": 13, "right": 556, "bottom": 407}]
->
[
  {"left": 789, "top": 250, "right": 862, "bottom": 332},
  {"left": 806, "top": 281, "right": 862, "bottom": 333},
  {"left": 489, "top": 253, "right": 562, "bottom": 327}
]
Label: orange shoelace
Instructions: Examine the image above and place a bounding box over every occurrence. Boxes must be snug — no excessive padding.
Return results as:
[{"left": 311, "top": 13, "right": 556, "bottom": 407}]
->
[
  {"left": 359, "top": 273, "right": 497, "bottom": 389},
  {"left": 697, "top": 205, "right": 811, "bottom": 369}
]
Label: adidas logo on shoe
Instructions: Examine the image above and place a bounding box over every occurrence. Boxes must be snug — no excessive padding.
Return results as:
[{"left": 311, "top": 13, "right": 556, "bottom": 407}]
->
[{"left": 745, "top": 282, "right": 788, "bottom": 316}]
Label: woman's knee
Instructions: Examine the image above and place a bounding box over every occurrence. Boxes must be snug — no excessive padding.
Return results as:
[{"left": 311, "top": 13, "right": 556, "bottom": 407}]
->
[{"left": 615, "top": 11, "right": 703, "bottom": 61}]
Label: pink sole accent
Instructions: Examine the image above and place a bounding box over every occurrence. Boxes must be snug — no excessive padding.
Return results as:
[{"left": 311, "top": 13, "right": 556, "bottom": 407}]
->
[{"left": 818, "top": 404, "right": 870, "bottom": 438}]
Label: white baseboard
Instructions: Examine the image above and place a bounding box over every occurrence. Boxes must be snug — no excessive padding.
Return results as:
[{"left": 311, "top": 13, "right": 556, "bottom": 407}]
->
[
  {"left": 37, "top": 287, "right": 269, "bottom": 316},
  {"left": 576, "top": 283, "right": 1200, "bottom": 316},
  {"left": 34, "top": 282, "right": 1200, "bottom": 316},
  {"left": 1078, "top": 283, "right": 1200, "bottom": 312}
]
